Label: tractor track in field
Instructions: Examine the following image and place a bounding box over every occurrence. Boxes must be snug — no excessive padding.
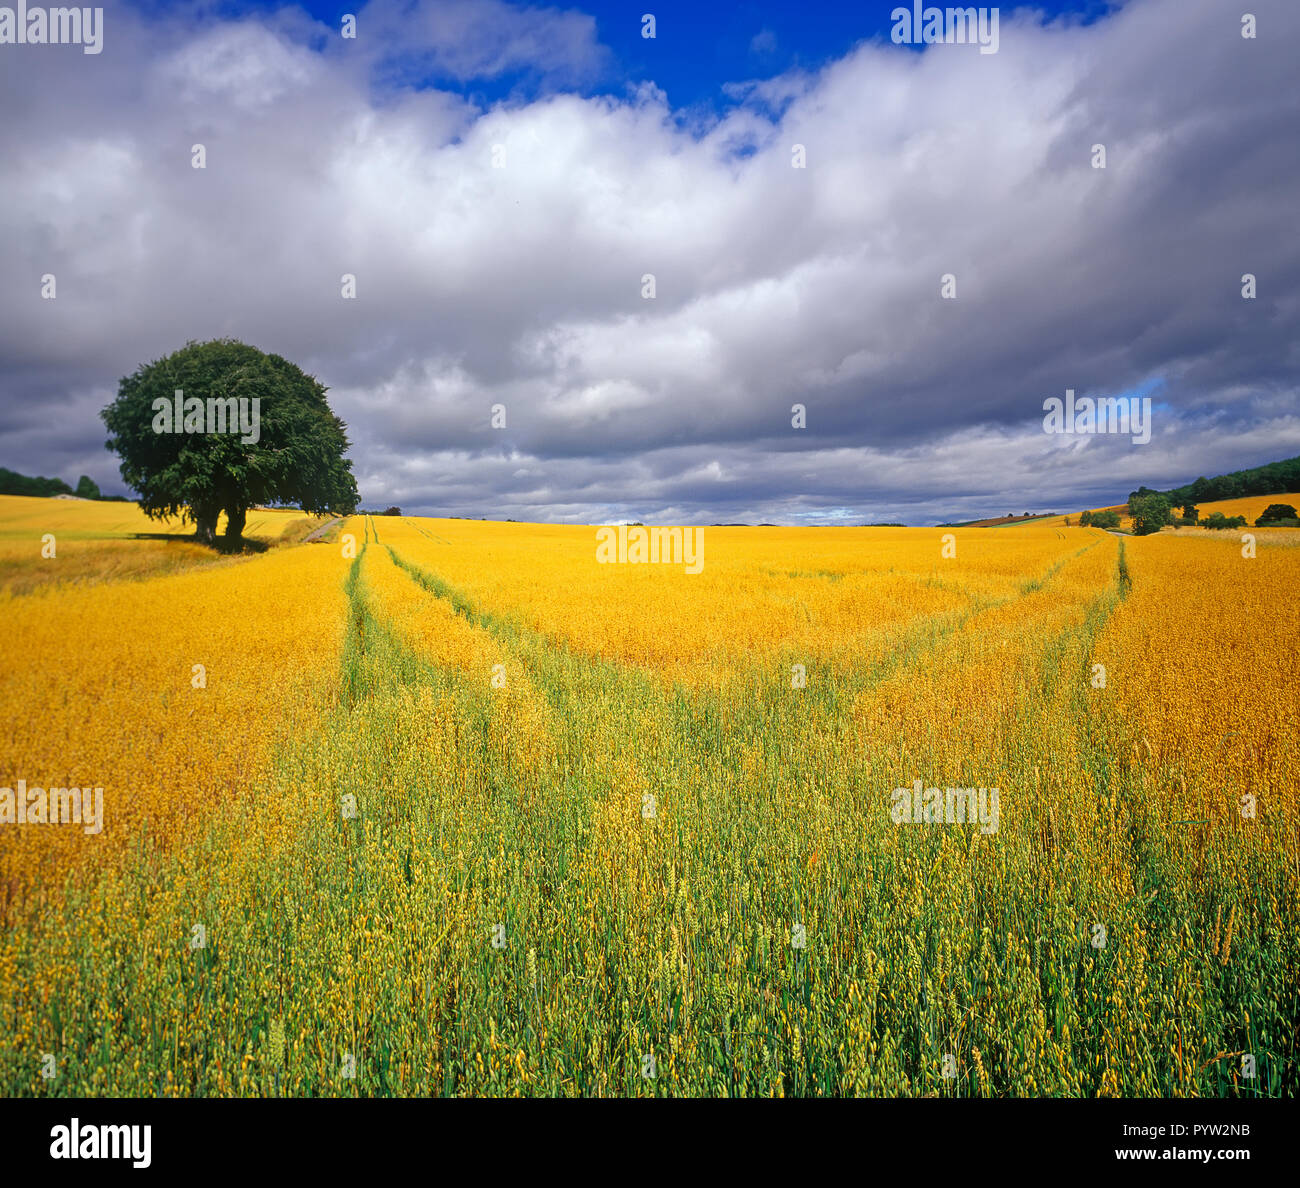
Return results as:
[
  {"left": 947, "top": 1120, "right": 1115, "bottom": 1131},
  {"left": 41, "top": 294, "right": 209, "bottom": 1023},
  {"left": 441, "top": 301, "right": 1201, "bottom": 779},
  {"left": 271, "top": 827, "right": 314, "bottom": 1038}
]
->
[
  {"left": 376, "top": 535, "right": 1120, "bottom": 748},
  {"left": 303, "top": 516, "right": 343, "bottom": 543}
]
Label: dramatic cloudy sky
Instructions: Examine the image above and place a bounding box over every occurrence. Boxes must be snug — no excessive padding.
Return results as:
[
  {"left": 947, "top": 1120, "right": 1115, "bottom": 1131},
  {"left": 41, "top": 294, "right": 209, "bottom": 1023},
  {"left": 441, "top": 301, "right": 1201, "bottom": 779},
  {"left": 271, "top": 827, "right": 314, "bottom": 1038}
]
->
[{"left": 1, "top": 0, "right": 1297, "bottom": 524}]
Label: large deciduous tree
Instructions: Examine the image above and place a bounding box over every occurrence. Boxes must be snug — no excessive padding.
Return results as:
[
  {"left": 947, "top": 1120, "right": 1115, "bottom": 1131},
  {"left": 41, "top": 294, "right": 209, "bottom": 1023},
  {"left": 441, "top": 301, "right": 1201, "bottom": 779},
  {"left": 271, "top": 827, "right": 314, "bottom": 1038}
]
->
[
  {"left": 1256, "top": 503, "right": 1298, "bottom": 525},
  {"left": 102, "top": 339, "right": 359, "bottom": 545},
  {"left": 1129, "top": 493, "right": 1172, "bottom": 536}
]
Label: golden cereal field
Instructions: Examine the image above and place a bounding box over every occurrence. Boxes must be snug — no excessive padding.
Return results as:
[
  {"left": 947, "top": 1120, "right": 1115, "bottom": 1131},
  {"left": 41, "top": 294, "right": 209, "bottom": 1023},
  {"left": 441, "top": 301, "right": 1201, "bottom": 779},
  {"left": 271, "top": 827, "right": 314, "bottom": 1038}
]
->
[{"left": 1, "top": 497, "right": 1296, "bottom": 1097}]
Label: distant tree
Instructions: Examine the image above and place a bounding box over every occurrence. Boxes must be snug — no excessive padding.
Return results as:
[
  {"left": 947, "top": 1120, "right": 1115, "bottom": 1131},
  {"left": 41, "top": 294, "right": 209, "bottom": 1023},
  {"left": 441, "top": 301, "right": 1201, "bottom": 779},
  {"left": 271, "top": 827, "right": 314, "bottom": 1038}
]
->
[
  {"left": 1130, "top": 493, "right": 1172, "bottom": 536},
  {"left": 1202, "top": 511, "right": 1248, "bottom": 530},
  {"left": 1078, "top": 510, "right": 1093, "bottom": 527},
  {"left": 1063, "top": 516, "right": 1072, "bottom": 526},
  {"left": 0, "top": 466, "right": 73, "bottom": 497},
  {"left": 383, "top": 506, "right": 402, "bottom": 516},
  {"left": 1179, "top": 502, "right": 1198, "bottom": 523},
  {"left": 102, "top": 339, "right": 358, "bottom": 546},
  {"left": 75, "top": 475, "right": 101, "bottom": 500},
  {"left": 1256, "top": 503, "right": 1298, "bottom": 525},
  {"left": 1092, "top": 509, "right": 1122, "bottom": 530}
]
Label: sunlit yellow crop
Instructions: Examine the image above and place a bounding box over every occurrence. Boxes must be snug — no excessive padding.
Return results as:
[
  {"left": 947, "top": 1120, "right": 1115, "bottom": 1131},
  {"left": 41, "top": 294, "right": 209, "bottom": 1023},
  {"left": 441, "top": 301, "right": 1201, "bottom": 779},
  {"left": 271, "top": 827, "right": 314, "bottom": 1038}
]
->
[
  {"left": 0, "top": 494, "right": 333, "bottom": 594},
  {"left": 1, "top": 499, "right": 1295, "bottom": 1097}
]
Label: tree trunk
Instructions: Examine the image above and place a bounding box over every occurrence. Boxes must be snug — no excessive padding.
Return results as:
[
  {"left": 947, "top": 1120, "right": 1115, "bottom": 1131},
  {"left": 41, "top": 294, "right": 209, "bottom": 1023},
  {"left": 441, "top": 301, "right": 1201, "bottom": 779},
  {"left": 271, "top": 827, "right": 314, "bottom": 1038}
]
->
[
  {"left": 225, "top": 505, "right": 247, "bottom": 544},
  {"left": 195, "top": 509, "right": 219, "bottom": 546}
]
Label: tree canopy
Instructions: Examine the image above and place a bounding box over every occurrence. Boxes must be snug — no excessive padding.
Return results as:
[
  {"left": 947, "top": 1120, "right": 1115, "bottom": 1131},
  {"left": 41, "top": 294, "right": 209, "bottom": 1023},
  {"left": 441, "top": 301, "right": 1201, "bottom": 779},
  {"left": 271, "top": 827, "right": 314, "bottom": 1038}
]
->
[
  {"left": 101, "top": 339, "right": 358, "bottom": 544},
  {"left": 0, "top": 466, "right": 73, "bottom": 498},
  {"left": 1256, "top": 503, "right": 1298, "bottom": 525},
  {"left": 1129, "top": 493, "right": 1172, "bottom": 536},
  {"left": 1129, "top": 455, "right": 1300, "bottom": 507}
]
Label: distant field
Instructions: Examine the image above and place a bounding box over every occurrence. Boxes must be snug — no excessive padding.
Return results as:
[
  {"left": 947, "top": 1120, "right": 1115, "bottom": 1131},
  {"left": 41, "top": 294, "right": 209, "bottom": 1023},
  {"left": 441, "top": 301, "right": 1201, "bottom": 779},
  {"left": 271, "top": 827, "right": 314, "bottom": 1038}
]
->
[
  {"left": 0, "top": 495, "right": 331, "bottom": 594},
  {"left": 1042, "top": 491, "right": 1300, "bottom": 533},
  {"left": 942, "top": 514, "right": 1057, "bottom": 528},
  {"left": 1, "top": 500, "right": 1297, "bottom": 1097},
  {"left": 0, "top": 495, "right": 325, "bottom": 541}
]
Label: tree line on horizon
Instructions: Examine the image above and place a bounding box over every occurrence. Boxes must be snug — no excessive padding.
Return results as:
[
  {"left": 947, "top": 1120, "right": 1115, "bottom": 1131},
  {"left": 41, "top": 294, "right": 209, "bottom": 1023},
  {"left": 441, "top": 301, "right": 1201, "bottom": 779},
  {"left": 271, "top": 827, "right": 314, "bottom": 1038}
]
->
[
  {"left": 0, "top": 467, "right": 123, "bottom": 502},
  {"left": 1129, "top": 455, "right": 1300, "bottom": 508}
]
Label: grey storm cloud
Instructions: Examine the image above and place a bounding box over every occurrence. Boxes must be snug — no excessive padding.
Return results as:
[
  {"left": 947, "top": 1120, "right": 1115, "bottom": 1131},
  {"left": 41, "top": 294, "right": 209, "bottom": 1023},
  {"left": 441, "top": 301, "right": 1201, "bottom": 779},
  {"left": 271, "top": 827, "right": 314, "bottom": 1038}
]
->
[{"left": 0, "top": 0, "right": 1297, "bottom": 525}]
